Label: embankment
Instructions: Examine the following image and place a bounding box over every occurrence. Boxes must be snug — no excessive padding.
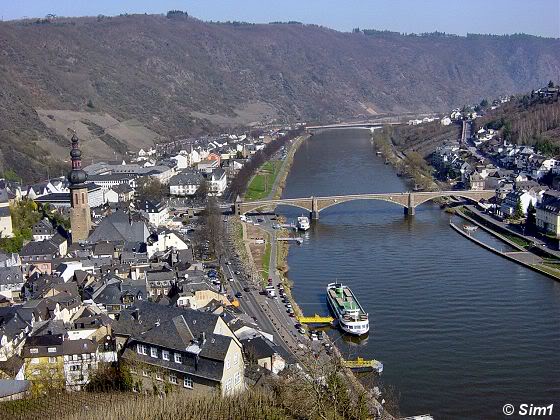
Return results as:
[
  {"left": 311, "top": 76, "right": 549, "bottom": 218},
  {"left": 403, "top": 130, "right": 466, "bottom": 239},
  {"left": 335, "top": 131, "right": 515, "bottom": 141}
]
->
[{"left": 449, "top": 222, "right": 560, "bottom": 281}]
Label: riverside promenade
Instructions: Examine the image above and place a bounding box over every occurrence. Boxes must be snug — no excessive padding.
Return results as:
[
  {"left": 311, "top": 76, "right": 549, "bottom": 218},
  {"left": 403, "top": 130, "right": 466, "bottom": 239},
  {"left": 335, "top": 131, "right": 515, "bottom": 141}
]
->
[{"left": 450, "top": 220, "right": 560, "bottom": 281}]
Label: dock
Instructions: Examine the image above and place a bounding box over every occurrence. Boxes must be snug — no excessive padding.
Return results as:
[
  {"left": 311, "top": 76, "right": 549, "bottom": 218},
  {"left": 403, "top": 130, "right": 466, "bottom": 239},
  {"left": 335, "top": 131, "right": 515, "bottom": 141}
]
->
[
  {"left": 277, "top": 237, "right": 303, "bottom": 244},
  {"left": 296, "top": 313, "right": 334, "bottom": 325},
  {"left": 342, "top": 357, "right": 383, "bottom": 373}
]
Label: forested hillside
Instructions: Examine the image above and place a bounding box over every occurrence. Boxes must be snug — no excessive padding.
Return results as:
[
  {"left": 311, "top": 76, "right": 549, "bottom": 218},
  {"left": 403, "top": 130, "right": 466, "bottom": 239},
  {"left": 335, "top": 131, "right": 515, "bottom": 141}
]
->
[{"left": 0, "top": 13, "right": 559, "bottom": 181}]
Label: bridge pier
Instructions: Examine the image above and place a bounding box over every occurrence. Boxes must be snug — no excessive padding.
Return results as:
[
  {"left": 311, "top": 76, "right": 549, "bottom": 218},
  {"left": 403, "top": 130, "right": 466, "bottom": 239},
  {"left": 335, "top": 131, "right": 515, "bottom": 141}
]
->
[
  {"left": 311, "top": 196, "right": 319, "bottom": 221},
  {"left": 404, "top": 206, "right": 415, "bottom": 216}
]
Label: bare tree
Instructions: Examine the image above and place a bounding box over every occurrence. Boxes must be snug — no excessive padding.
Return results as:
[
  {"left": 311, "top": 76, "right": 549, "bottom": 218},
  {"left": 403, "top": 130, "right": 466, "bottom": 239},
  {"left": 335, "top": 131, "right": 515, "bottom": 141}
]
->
[{"left": 198, "top": 197, "right": 225, "bottom": 263}]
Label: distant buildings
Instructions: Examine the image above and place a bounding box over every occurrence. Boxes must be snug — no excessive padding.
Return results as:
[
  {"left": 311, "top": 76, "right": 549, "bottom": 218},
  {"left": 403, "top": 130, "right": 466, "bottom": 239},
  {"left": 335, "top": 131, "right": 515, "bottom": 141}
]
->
[{"left": 0, "top": 186, "right": 13, "bottom": 239}]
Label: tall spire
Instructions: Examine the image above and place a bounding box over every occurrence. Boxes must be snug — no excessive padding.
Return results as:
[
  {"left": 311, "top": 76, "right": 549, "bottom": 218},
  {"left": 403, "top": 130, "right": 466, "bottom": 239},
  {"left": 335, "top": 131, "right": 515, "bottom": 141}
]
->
[
  {"left": 67, "top": 132, "right": 91, "bottom": 242},
  {"left": 67, "top": 133, "right": 88, "bottom": 187}
]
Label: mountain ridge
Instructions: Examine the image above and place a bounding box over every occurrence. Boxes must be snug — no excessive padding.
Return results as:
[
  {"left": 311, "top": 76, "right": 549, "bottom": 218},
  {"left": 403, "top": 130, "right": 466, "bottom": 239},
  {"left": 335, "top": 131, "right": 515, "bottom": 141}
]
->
[{"left": 0, "top": 14, "right": 559, "bottom": 181}]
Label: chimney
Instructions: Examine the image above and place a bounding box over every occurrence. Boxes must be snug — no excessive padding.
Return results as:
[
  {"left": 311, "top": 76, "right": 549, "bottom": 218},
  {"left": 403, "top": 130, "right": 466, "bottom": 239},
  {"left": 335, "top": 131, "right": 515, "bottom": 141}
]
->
[{"left": 200, "top": 331, "right": 206, "bottom": 345}]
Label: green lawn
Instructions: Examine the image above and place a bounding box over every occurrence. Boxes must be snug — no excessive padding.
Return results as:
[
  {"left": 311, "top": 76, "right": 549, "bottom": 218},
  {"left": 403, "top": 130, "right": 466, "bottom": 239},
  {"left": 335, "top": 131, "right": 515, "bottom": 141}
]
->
[{"left": 245, "top": 160, "right": 282, "bottom": 201}]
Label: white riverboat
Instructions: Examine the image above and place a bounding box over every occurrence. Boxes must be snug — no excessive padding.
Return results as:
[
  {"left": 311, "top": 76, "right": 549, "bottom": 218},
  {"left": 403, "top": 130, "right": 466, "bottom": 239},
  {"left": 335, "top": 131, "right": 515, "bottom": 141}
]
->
[
  {"left": 297, "top": 216, "right": 310, "bottom": 231},
  {"left": 326, "top": 283, "right": 369, "bottom": 335}
]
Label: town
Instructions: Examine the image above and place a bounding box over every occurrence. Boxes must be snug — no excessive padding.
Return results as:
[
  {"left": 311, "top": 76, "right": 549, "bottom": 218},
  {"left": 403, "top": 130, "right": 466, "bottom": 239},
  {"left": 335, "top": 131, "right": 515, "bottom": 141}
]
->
[{"left": 0, "top": 82, "right": 559, "bottom": 419}]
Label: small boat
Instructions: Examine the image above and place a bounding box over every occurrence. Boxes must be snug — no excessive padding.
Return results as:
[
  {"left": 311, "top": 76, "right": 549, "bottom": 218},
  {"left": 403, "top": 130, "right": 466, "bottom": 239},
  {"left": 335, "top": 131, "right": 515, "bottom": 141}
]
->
[{"left": 297, "top": 216, "right": 310, "bottom": 231}]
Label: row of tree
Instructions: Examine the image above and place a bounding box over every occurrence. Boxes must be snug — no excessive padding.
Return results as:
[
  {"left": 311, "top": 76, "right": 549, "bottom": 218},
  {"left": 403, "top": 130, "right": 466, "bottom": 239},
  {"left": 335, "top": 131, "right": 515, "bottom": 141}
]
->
[{"left": 226, "top": 127, "right": 304, "bottom": 200}]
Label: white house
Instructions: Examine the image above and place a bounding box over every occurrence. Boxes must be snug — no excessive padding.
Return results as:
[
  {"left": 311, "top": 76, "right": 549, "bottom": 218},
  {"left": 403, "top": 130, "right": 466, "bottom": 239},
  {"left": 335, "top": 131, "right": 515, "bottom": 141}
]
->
[
  {"left": 171, "top": 154, "right": 190, "bottom": 170},
  {"left": 440, "top": 116, "right": 452, "bottom": 126},
  {"left": 208, "top": 169, "right": 227, "bottom": 197},
  {"left": 147, "top": 230, "right": 189, "bottom": 258},
  {"left": 169, "top": 171, "right": 204, "bottom": 197},
  {"left": 500, "top": 190, "right": 538, "bottom": 217},
  {"left": 136, "top": 200, "right": 169, "bottom": 227}
]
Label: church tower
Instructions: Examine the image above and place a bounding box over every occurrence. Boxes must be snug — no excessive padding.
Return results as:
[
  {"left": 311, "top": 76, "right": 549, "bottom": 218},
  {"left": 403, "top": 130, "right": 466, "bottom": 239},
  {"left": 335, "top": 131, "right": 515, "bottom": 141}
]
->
[{"left": 67, "top": 133, "right": 91, "bottom": 242}]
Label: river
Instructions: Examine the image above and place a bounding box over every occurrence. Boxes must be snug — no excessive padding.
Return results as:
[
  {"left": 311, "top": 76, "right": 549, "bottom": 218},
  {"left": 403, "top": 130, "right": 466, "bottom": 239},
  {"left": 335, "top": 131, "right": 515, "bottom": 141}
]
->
[{"left": 277, "top": 129, "right": 560, "bottom": 419}]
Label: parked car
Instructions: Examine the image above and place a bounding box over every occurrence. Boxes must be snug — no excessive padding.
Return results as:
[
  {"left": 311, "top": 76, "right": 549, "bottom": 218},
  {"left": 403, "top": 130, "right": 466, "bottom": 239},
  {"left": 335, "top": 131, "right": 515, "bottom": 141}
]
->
[
  {"left": 228, "top": 277, "right": 234, "bottom": 282},
  {"left": 243, "top": 286, "right": 251, "bottom": 292},
  {"left": 298, "top": 327, "right": 306, "bottom": 334},
  {"left": 310, "top": 332, "right": 318, "bottom": 341},
  {"left": 285, "top": 303, "right": 292, "bottom": 309},
  {"left": 235, "top": 292, "right": 243, "bottom": 298},
  {"left": 317, "top": 331, "right": 324, "bottom": 340}
]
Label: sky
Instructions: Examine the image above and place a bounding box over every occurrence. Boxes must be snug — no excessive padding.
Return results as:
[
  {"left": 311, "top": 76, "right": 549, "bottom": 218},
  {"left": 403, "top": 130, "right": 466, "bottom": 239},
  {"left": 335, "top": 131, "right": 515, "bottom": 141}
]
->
[{"left": 1, "top": 0, "right": 559, "bottom": 38}]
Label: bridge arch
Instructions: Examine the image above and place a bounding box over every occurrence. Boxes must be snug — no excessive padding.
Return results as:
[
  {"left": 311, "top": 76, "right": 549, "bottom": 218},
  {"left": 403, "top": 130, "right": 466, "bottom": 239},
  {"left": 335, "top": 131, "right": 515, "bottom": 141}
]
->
[
  {"left": 411, "top": 191, "right": 495, "bottom": 208},
  {"left": 239, "top": 200, "right": 312, "bottom": 215},
  {"left": 317, "top": 195, "right": 409, "bottom": 213}
]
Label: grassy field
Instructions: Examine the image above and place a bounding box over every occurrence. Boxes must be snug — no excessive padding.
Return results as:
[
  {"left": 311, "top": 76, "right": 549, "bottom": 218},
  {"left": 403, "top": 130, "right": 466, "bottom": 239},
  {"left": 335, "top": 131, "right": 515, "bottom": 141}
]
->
[{"left": 245, "top": 160, "right": 282, "bottom": 201}]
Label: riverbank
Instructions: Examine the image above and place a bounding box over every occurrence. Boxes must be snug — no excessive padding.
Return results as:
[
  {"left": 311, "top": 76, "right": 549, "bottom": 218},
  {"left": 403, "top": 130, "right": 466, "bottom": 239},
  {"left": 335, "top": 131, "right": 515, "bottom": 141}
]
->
[
  {"left": 266, "top": 134, "right": 308, "bottom": 314},
  {"left": 371, "top": 129, "right": 440, "bottom": 191},
  {"left": 449, "top": 221, "right": 560, "bottom": 281}
]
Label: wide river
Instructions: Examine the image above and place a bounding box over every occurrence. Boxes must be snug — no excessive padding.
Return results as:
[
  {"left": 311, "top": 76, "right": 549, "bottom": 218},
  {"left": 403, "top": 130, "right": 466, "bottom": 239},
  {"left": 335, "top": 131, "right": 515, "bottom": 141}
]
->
[{"left": 277, "top": 129, "right": 560, "bottom": 419}]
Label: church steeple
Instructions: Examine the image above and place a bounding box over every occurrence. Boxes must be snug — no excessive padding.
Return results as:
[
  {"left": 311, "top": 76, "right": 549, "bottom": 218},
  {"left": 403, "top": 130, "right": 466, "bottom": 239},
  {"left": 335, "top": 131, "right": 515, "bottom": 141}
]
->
[
  {"left": 67, "top": 133, "right": 88, "bottom": 187},
  {"left": 67, "top": 133, "right": 91, "bottom": 242}
]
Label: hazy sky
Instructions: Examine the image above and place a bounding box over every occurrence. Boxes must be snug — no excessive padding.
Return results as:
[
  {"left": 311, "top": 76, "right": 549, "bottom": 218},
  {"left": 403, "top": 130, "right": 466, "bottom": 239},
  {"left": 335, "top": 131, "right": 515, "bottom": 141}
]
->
[{"left": 1, "top": 0, "right": 559, "bottom": 37}]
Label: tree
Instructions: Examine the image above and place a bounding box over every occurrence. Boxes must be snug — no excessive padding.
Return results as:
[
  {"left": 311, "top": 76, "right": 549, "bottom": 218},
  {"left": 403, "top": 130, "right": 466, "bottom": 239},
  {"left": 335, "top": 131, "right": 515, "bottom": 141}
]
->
[
  {"left": 195, "top": 180, "right": 209, "bottom": 200},
  {"left": 549, "top": 80, "right": 555, "bottom": 88},
  {"left": 513, "top": 198, "right": 524, "bottom": 220},
  {"left": 480, "top": 98, "right": 489, "bottom": 108},
  {"left": 136, "top": 177, "right": 167, "bottom": 202},
  {"left": 197, "top": 197, "right": 224, "bottom": 262},
  {"left": 3, "top": 169, "right": 20, "bottom": 182},
  {"left": 526, "top": 201, "right": 536, "bottom": 232}
]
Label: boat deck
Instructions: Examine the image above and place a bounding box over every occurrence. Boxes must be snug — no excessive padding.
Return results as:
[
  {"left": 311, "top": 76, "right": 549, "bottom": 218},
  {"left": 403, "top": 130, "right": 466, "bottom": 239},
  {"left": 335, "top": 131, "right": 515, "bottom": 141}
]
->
[{"left": 328, "top": 287, "right": 367, "bottom": 319}]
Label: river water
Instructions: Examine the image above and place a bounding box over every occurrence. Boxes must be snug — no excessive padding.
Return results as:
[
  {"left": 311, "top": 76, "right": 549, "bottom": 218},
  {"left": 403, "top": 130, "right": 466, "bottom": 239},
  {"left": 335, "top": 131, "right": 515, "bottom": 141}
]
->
[{"left": 278, "top": 129, "right": 560, "bottom": 419}]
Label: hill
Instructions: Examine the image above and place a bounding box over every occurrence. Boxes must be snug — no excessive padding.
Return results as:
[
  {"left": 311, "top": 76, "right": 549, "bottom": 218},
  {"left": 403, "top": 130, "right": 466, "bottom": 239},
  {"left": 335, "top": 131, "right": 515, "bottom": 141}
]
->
[{"left": 0, "top": 14, "right": 559, "bottom": 182}]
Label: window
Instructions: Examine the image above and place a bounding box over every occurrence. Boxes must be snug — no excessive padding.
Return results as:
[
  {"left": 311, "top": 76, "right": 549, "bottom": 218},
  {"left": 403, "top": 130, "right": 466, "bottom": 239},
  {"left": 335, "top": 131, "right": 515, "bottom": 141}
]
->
[
  {"left": 130, "top": 367, "right": 137, "bottom": 374},
  {"left": 30, "top": 348, "right": 38, "bottom": 354},
  {"left": 150, "top": 347, "right": 158, "bottom": 358},
  {"left": 169, "top": 374, "right": 177, "bottom": 384},
  {"left": 49, "top": 357, "right": 57, "bottom": 364},
  {"left": 47, "top": 347, "right": 56, "bottom": 353},
  {"left": 70, "top": 365, "right": 80, "bottom": 372},
  {"left": 137, "top": 344, "right": 147, "bottom": 355},
  {"left": 233, "top": 354, "right": 238, "bottom": 365},
  {"left": 183, "top": 377, "right": 193, "bottom": 389},
  {"left": 235, "top": 372, "right": 241, "bottom": 385},
  {"left": 225, "top": 358, "right": 231, "bottom": 370},
  {"left": 162, "top": 350, "right": 169, "bottom": 361},
  {"left": 142, "top": 370, "right": 149, "bottom": 377},
  {"left": 155, "top": 372, "right": 163, "bottom": 381},
  {"left": 31, "top": 358, "right": 39, "bottom": 365},
  {"left": 174, "top": 353, "right": 182, "bottom": 364}
]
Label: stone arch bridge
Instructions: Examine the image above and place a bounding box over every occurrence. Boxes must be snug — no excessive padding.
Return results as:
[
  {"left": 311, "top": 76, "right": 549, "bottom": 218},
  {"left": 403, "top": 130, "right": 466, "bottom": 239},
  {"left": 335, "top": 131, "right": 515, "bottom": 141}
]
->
[{"left": 236, "top": 190, "right": 495, "bottom": 219}]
